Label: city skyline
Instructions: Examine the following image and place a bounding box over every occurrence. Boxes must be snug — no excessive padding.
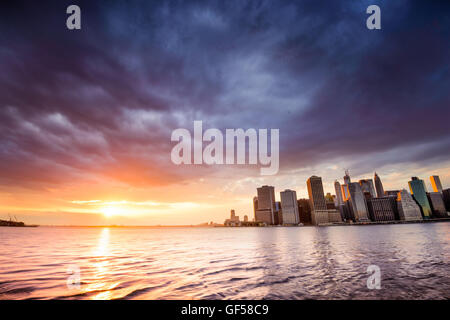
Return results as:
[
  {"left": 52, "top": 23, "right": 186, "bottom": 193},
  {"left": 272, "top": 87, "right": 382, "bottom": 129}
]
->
[{"left": 1, "top": 1, "right": 450, "bottom": 225}]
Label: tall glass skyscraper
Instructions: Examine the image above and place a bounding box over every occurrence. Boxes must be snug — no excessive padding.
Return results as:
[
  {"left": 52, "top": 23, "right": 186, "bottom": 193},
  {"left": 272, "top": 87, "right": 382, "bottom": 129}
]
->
[{"left": 408, "top": 177, "right": 432, "bottom": 219}]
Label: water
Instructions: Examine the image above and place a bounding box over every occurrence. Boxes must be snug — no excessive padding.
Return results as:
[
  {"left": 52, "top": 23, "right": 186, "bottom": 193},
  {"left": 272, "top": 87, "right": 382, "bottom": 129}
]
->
[{"left": 0, "top": 223, "right": 449, "bottom": 300}]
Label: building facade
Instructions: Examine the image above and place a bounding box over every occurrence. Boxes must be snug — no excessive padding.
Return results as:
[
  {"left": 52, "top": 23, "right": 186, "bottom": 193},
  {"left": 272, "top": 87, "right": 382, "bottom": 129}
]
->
[
  {"left": 427, "top": 192, "right": 448, "bottom": 218},
  {"left": 430, "top": 175, "right": 443, "bottom": 193},
  {"left": 280, "top": 189, "right": 300, "bottom": 224},
  {"left": 397, "top": 189, "right": 423, "bottom": 221},
  {"left": 367, "top": 197, "right": 398, "bottom": 221},
  {"left": 408, "top": 177, "right": 432, "bottom": 219},
  {"left": 334, "top": 180, "right": 344, "bottom": 206},
  {"left": 307, "top": 176, "right": 330, "bottom": 225},
  {"left": 347, "top": 182, "right": 370, "bottom": 221},
  {"left": 255, "top": 185, "right": 276, "bottom": 224},
  {"left": 359, "top": 179, "right": 376, "bottom": 198},
  {"left": 443, "top": 188, "right": 450, "bottom": 212}
]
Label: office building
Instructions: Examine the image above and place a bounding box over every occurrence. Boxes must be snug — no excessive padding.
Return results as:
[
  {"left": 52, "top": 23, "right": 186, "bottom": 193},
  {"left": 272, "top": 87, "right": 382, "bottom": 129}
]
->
[
  {"left": 427, "top": 192, "right": 448, "bottom": 218},
  {"left": 280, "top": 189, "right": 300, "bottom": 225},
  {"left": 255, "top": 185, "right": 276, "bottom": 224},
  {"left": 359, "top": 179, "right": 376, "bottom": 198},
  {"left": 443, "top": 188, "right": 450, "bottom": 212},
  {"left": 347, "top": 182, "right": 370, "bottom": 221},
  {"left": 334, "top": 180, "right": 344, "bottom": 205},
  {"left": 397, "top": 189, "right": 423, "bottom": 221},
  {"left": 374, "top": 172, "right": 385, "bottom": 197},
  {"left": 430, "top": 175, "right": 443, "bottom": 193},
  {"left": 298, "top": 199, "right": 312, "bottom": 225},
  {"left": 307, "top": 176, "right": 329, "bottom": 225},
  {"left": 367, "top": 197, "right": 398, "bottom": 221},
  {"left": 408, "top": 177, "right": 432, "bottom": 219}
]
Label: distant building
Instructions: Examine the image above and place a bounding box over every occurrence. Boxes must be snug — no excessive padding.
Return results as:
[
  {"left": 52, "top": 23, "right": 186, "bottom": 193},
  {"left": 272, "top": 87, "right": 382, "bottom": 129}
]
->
[
  {"left": 367, "top": 197, "right": 398, "bottom": 221},
  {"left": 397, "top": 189, "right": 423, "bottom": 221},
  {"left": 427, "top": 192, "right": 448, "bottom": 218},
  {"left": 344, "top": 170, "right": 351, "bottom": 185},
  {"left": 224, "top": 209, "right": 241, "bottom": 226},
  {"left": 280, "top": 189, "right": 300, "bottom": 224},
  {"left": 408, "top": 177, "right": 432, "bottom": 219},
  {"left": 347, "top": 182, "right": 370, "bottom": 221},
  {"left": 374, "top": 172, "right": 385, "bottom": 198},
  {"left": 244, "top": 215, "right": 248, "bottom": 222},
  {"left": 430, "top": 175, "right": 443, "bottom": 193},
  {"left": 334, "top": 180, "right": 344, "bottom": 206},
  {"left": 307, "top": 176, "right": 329, "bottom": 225},
  {"left": 341, "top": 184, "right": 350, "bottom": 201},
  {"left": 359, "top": 179, "right": 376, "bottom": 198},
  {"left": 253, "top": 196, "right": 258, "bottom": 220},
  {"left": 385, "top": 190, "right": 400, "bottom": 197},
  {"left": 307, "top": 176, "right": 342, "bottom": 225},
  {"left": 274, "top": 201, "right": 283, "bottom": 225},
  {"left": 255, "top": 185, "right": 276, "bottom": 225},
  {"left": 298, "top": 199, "right": 312, "bottom": 225},
  {"left": 443, "top": 188, "right": 450, "bottom": 212},
  {"left": 325, "top": 193, "right": 336, "bottom": 210}
]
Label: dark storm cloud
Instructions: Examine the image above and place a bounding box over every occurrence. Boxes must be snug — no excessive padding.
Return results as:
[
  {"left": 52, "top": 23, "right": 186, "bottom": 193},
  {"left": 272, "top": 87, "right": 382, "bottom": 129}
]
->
[{"left": 0, "top": 0, "right": 449, "bottom": 188}]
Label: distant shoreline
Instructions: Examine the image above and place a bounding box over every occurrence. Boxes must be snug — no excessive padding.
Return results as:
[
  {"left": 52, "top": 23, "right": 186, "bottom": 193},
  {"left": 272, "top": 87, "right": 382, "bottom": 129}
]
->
[{"left": 4, "top": 218, "right": 448, "bottom": 228}]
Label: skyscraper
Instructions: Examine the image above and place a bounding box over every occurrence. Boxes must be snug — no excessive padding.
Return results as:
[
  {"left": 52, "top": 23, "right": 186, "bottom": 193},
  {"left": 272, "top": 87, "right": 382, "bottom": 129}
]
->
[
  {"left": 427, "top": 192, "right": 448, "bottom": 218},
  {"left": 307, "top": 176, "right": 342, "bottom": 225},
  {"left": 359, "top": 179, "right": 376, "bottom": 198},
  {"left": 297, "top": 199, "right": 312, "bottom": 225},
  {"left": 430, "top": 175, "right": 443, "bottom": 193},
  {"left": 347, "top": 182, "right": 370, "bottom": 221},
  {"left": 397, "top": 189, "right": 423, "bottom": 221},
  {"left": 344, "top": 170, "right": 351, "bottom": 185},
  {"left": 307, "top": 176, "right": 329, "bottom": 225},
  {"left": 408, "top": 177, "right": 432, "bottom": 219},
  {"left": 280, "top": 189, "right": 300, "bottom": 225},
  {"left": 374, "top": 172, "right": 385, "bottom": 198},
  {"left": 255, "top": 185, "right": 276, "bottom": 224},
  {"left": 334, "top": 180, "right": 344, "bottom": 205},
  {"left": 366, "top": 197, "right": 398, "bottom": 221}
]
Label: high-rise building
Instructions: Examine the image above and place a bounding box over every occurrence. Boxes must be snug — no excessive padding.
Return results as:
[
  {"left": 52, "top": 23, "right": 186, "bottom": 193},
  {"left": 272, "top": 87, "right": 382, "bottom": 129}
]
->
[
  {"left": 297, "top": 199, "right": 312, "bottom": 225},
  {"left": 255, "top": 185, "right": 276, "bottom": 224},
  {"left": 307, "top": 176, "right": 329, "bottom": 225},
  {"left": 374, "top": 172, "right": 385, "bottom": 198},
  {"left": 274, "top": 201, "right": 283, "bottom": 225},
  {"left": 359, "top": 179, "right": 376, "bottom": 198},
  {"left": 334, "top": 180, "right": 344, "bottom": 205},
  {"left": 347, "top": 182, "right": 370, "bottom": 221},
  {"left": 244, "top": 215, "right": 248, "bottom": 222},
  {"left": 430, "top": 175, "right": 443, "bottom": 193},
  {"left": 385, "top": 190, "right": 400, "bottom": 197},
  {"left": 344, "top": 170, "right": 351, "bottom": 185},
  {"left": 280, "top": 189, "right": 300, "bottom": 225},
  {"left": 307, "top": 176, "right": 342, "bottom": 225},
  {"left": 442, "top": 188, "right": 450, "bottom": 212},
  {"left": 253, "top": 196, "right": 258, "bottom": 221},
  {"left": 397, "top": 189, "right": 423, "bottom": 221},
  {"left": 341, "top": 184, "right": 350, "bottom": 201},
  {"left": 408, "top": 177, "right": 432, "bottom": 219},
  {"left": 427, "top": 192, "right": 448, "bottom": 218},
  {"left": 367, "top": 197, "right": 398, "bottom": 221}
]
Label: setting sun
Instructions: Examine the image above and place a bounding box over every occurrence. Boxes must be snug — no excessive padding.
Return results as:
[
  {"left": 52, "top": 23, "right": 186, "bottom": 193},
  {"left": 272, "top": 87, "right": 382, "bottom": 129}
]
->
[{"left": 101, "top": 207, "right": 121, "bottom": 218}]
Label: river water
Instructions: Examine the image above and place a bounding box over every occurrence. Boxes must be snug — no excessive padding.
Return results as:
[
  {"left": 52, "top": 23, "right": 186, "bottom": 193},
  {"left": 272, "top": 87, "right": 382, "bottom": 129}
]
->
[{"left": 0, "top": 223, "right": 449, "bottom": 299}]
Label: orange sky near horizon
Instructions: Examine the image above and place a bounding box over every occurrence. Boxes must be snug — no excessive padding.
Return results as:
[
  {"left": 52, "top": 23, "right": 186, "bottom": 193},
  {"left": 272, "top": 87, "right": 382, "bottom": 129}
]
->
[{"left": 1, "top": 161, "right": 449, "bottom": 226}]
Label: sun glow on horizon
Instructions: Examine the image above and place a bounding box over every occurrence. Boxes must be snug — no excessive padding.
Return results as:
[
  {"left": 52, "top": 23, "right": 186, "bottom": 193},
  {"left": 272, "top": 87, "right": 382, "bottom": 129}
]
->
[{"left": 100, "top": 206, "right": 122, "bottom": 218}]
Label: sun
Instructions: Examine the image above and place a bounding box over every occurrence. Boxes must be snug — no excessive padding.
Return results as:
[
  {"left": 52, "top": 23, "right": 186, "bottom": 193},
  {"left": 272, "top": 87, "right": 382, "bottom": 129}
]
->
[{"left": 101, "top": 206, "right": 121, "bottom": 218}]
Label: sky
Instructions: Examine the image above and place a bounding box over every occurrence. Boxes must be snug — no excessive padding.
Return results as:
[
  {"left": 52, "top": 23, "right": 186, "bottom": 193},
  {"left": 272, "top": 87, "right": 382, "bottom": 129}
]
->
[{"left": 0, "top": 0, "right": 449, "bottom": 225}]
